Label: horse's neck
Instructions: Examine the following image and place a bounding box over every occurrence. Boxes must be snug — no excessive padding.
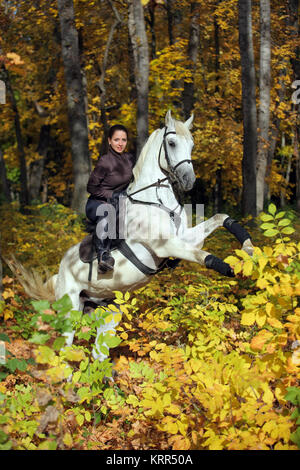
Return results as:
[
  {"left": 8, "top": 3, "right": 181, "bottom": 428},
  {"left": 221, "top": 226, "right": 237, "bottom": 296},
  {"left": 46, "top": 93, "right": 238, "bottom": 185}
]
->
[{"left": 128, "top": 130, "right": 178, "bottom": 208}]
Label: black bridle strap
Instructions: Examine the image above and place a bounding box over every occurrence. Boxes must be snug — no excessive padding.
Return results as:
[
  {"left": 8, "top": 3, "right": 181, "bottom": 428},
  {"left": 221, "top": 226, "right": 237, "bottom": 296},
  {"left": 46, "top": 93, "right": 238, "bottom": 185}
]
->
[
  {"left": 128, "top": 178, "right": 169, "bottom": 197},
  {"left": 128, "top": 127, "right": 192, "bottom": 198}
]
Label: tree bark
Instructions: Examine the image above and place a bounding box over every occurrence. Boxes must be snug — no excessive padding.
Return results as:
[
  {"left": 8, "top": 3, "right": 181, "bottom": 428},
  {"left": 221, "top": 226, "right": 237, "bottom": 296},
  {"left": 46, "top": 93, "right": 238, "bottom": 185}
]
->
[
  {"left": 183, "top": 2, "right": 200, "bottom": 120},
  {"left": 165, "top": 0, "right": 174, "bottom": 46},
  {"left": 128, "top": 0, "right": 149, "bottom": 157},
  {"left": 28, "top": 125, "right": 51, "bottom": 201},
  {"left": 97, "top": 0, "right": 123, "bottom": 155},
  {"left": 57, "top": 0, "right": 91, "bottom": 214},
  {"left": 1, "top": 65, "right": 29, "bottom": 210},
  {"left": 238, "top": 0, "right": 257, "bottom": 217},
  {"left": 0, "top": 148, "right": 11, "bottom": 202},
  {"left": 146, "top": 0, "right": 157, "bottom": 60},
  {"left": 213, "top": 3, "right": 223, "bottom": 212},
  {"left": 256, "top": 0, "right": 271, "bottom": 214},
  {"left": 264, "top": 65, "right": 287, "bottom": 203},
  {"left": 288, "top": 0, "right": 300, "bottom": 210}
]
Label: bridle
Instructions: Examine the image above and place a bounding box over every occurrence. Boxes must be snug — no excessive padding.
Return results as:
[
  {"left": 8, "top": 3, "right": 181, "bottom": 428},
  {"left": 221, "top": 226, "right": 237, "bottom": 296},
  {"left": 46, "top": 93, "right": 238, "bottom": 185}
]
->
[
  {"left": 128, "top": 126, "right": 192, "bottom": 199},
  {"left": 158, "top": 127, "right": 193, "bottom": 184},
  {"left": 127, "top": 126, "right": 193, "bottom": 229}
]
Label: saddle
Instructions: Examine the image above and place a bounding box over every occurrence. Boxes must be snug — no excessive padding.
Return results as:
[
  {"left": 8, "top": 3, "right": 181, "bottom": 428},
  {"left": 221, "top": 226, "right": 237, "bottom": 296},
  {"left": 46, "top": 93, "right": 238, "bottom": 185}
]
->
[{"left": 79, "top": 224, "right": 180, "bottom": 281}]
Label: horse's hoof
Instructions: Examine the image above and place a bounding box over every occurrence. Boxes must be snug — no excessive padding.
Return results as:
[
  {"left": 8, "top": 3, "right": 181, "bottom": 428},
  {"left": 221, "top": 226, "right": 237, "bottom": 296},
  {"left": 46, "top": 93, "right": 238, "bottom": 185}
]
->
[{"left": 242, "top": 239, "right": 254, "bottom": 257}]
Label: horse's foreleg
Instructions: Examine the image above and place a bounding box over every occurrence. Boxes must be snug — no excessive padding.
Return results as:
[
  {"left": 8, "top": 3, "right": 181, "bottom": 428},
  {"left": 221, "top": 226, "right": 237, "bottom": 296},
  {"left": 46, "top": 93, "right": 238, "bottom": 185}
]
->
[
  {"left": 152, "top": 238, "right": 234, "bottom": 277},
  {"left": 180, "top": 214, "right": 254, "bottom": 256}
]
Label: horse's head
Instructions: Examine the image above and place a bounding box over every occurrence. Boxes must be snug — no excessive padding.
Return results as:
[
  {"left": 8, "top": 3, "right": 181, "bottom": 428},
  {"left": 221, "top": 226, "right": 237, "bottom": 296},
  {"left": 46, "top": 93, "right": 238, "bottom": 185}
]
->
[{"left": 160, "top": 110, "right": 196, "bottom": 192}]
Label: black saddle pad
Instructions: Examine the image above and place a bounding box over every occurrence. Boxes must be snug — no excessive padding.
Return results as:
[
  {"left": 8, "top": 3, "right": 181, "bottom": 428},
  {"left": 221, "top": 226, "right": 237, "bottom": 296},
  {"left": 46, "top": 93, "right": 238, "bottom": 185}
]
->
[{"left": 79, "top": 234, "right": 96, "bottom": 263}]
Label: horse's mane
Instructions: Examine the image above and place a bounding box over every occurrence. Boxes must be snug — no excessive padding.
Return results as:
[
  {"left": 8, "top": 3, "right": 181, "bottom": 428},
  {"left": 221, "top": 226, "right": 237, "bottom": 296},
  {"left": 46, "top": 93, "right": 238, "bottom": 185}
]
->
[{"left": 132, "top": 120, "right": 192, "bottom": 182}]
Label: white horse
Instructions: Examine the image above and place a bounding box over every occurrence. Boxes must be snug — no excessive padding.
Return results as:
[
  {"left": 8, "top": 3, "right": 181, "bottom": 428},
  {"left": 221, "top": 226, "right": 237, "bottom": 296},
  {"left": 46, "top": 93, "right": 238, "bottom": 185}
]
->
[{"left": 13, "top": 110, "right": 254, "bottom": 361}]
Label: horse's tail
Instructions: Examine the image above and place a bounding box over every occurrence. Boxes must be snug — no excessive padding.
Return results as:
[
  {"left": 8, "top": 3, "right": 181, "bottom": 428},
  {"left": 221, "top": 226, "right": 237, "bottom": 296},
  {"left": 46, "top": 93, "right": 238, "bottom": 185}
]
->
[{"left": 4, "top": 255, "right": 57, "bottom": 303}]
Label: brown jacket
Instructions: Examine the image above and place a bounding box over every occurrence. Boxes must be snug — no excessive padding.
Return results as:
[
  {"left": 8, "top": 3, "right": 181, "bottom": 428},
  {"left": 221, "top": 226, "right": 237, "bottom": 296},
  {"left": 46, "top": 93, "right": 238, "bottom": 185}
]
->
[{"left": 87, "top": 147, "right": 135, "bottom": 200}]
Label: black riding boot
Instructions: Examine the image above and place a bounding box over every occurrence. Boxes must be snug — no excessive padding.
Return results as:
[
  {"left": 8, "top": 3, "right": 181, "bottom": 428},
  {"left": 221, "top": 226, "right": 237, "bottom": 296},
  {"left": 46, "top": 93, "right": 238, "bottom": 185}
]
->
[{"left": 93, "top": 235, "right": 115, "bottom": 274}]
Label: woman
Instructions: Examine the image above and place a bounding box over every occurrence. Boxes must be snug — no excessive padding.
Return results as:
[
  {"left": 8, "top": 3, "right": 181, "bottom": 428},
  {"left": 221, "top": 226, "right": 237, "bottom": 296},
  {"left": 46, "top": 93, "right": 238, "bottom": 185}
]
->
[{"left": 86, "top": 124, "right": 135, "bottom": 274}]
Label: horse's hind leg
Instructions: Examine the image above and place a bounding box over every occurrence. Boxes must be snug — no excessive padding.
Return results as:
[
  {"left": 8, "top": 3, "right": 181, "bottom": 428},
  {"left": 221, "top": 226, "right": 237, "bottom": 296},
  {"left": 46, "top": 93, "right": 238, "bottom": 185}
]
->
[
  {"left": 61, "top": 291, "right": 84, "bottom": 347},
  {"left": 92, "top": 303, "right": 122, "bottom": 363}
]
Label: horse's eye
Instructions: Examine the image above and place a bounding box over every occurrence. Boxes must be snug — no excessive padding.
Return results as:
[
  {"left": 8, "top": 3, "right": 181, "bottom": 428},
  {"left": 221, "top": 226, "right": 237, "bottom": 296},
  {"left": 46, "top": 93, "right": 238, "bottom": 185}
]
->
[{"left": 168, "top": 140, "right": 176, "bottom": 147}]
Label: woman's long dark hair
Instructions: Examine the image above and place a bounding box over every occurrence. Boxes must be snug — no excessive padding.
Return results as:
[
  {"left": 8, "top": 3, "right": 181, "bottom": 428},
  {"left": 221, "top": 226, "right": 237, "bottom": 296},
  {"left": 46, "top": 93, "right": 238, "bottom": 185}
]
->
[{"left": 108, "top": 124, "right": 128, "bottom": 139}]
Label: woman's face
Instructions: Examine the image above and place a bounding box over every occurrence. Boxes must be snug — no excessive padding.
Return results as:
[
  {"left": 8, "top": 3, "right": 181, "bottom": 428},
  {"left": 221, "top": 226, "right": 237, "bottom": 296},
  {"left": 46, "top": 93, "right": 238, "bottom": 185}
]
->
[{"left": 108, "top": 130, "right": 128, "bottom": 154}]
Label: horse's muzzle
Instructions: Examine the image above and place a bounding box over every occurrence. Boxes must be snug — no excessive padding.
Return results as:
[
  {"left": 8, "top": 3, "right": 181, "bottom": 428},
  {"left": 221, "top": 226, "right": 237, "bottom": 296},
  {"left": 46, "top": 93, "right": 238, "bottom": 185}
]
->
[{"left": 178, "top": 170, "right": 196, "bottom": 192}]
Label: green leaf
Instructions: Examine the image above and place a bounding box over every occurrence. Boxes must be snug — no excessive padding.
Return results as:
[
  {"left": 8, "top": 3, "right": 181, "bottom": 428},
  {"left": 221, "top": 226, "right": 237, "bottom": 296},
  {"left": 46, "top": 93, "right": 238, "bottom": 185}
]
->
[
  {"left": 29, "top": 332, "right": 50, "bottom": 345},
  {"left": 99, "top": 345, "right": 109, "bottom": 356},
  {"left": 104, "top": 334, "right": 122, "bottom": 348},
  {"left": 261, "top": 222, "right": 276, "bottom": 230},
  {"left": 260, "top": 213, "right": 274, "bottom": 222},
  {"left": 14, "top": 359, "right": 28, "bottom": 372},
  {"left": 0, "top": 441, "right": 12, "bottom": 450},
  {"left": 0, "top": 333, "right": 11, "bottom": 343},
  {"left": 290, "top": 427, "right": 300, "bottom": 449},
  {"left": 268, "top": 203, "right": 277, "bottom": 215},
  {"left": 5, "top": 358, "right": 27, "bottom": 373},
  {"left": 278, "top": 218, "right": 291, "bottom": 227},
  {"left": 281, "top": 226, "right": 295, "bottom": 235},
  {"left": 285, "top": 387, "right": 300, "bottom": 406},
  {"left": 72, "top": 370, "right": 81, "bottom": 383},
  {"left": 263, "top": 228, "right": 279, "bottom": 237},
  {"left": 77, "top": 386, "right": 90, "bottom": 401},
  {"left": 0, "top": 372, "right": 8, "bottom": 381},
  {"left": 52, "top": 294, "right": 73, "bottom": 313},
  {"left": 291, "top": 408, "right": 300, "bottom": 420},
  {"left": 275, "top": 211, "right": 285, "bottom": 219},
  {"left": 52, "top": 336, "right": 66, "bottom": 351},
  {"left": 76, "top": 414, "right": 84, "bottom": 426},
  {"left": 31, "top": 300, "right": 50, "bottom": 314}
]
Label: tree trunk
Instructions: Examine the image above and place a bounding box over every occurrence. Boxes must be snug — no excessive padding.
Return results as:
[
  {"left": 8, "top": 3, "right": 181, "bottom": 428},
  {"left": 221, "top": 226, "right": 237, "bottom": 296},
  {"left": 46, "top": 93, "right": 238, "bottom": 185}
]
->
[
  {"left": 165, "top": 0, "right": 174, "bottom": 46},
  {"left": 183, "top": 2, "right": 200, "bottom": 120},
  {"left": 1, "top": 65, "right": 29, "bottom": 210},
  {"left": 128, "top": 0, "right": 149, "bottom": 157},
  {"left": 146, "top": 0, "right": 157, "bottom": 60},
  {"left": 238, "top": 0, "right": 257, "bottom": 217},
  {"left": 288, "top": 0, "right": 300, "bottom": 211},
  {"left": 97, "top": 0, "right": 123, "bottom": 155},
  {"left": 256, "top": 0, "right": 271, "bottom": 214},
  {"left": 280, "top": 133, "right": 293, "bottom": 207},
  {"left": 28, "top": 125, "right": 51, "bottom": 201},
  {"left": 0, "top": 149, "right": 11, "bottom": 202},
  {"left": 57, "top": 0, "right": 91, "bottom": 214},
  {"left": 213, "top": 4, "right": 223, "bottom": 212}
]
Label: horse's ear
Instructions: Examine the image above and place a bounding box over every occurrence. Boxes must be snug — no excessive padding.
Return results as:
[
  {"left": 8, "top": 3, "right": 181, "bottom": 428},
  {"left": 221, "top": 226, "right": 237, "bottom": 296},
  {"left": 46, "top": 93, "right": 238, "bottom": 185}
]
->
[
  {"left": 165, "top": 109, "right": 174, "bottom": 127},
  {"left": 184, "top": 113, "right": 194, "bottom": 130}
]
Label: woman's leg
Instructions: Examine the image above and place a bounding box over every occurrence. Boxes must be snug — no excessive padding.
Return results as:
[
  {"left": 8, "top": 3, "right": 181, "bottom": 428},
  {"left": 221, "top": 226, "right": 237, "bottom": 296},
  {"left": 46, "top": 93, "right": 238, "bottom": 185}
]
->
[{"left": 85, "top": 198, "right": 115, "bottom": 273}]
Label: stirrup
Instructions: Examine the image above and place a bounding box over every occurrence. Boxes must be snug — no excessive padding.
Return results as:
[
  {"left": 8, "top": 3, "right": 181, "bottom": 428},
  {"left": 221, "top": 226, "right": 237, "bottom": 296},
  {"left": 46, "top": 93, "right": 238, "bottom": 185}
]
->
[{"left": 97, "top": 252, "right": 115, "bottom": 273}]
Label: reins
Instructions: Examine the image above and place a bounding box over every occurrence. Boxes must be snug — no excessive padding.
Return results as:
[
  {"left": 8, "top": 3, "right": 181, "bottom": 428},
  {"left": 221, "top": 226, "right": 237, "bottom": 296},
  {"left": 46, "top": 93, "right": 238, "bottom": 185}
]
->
[
  {"left": 126, "top": 126, "right": 191, "bottom": 231},
  {"left": 127, "top": 127, "right": 192, "bottom": 199}
]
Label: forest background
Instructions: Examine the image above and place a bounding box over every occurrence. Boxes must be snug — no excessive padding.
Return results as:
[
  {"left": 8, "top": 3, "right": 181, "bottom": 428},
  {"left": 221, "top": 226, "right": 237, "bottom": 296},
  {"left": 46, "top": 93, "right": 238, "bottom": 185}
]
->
[{"left": 0, "top": 0, "right": 300, "bottom": 451}]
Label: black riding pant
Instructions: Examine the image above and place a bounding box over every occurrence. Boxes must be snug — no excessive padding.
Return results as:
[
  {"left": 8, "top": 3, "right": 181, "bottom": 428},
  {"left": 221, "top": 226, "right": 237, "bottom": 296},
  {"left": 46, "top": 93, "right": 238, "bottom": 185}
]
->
[{"left": 85, "top": 193, "right": 124, "bottom": 255}]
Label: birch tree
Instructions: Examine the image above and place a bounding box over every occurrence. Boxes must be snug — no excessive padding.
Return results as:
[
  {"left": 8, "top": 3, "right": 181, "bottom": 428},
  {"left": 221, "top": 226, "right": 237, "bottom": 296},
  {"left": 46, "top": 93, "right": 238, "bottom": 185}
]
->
[
  {"left": 128, "top": 0, "right": 149, "bottom": 157},
  {"left": 183, "top": 2, "right": 200, "bottom": 120},
  {"left": 256, "top": 0, "right": 271, "bottom": 213}
]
